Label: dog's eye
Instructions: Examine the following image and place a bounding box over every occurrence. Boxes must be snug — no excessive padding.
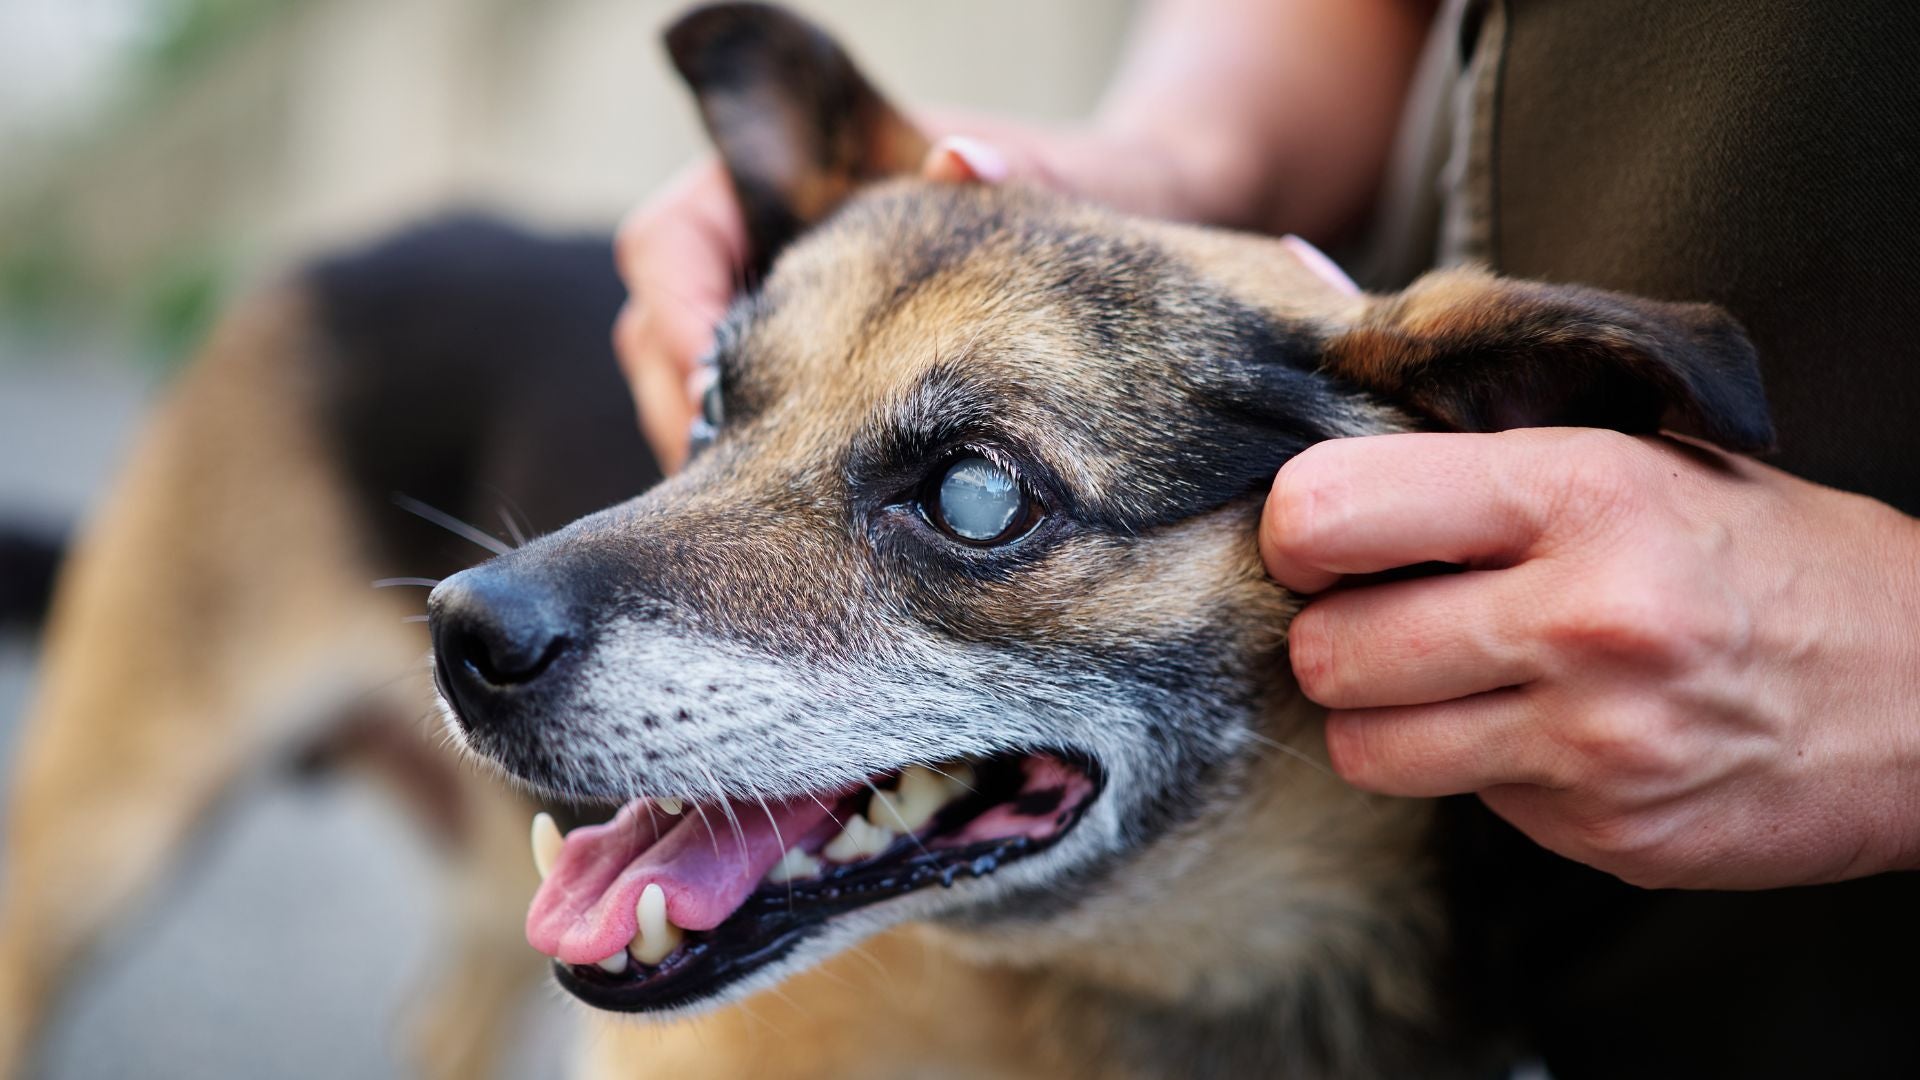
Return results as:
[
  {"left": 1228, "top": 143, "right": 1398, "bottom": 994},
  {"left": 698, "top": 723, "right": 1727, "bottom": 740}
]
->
[{"left": 926, "top": 456, "right": 1038, "bottom": 545}]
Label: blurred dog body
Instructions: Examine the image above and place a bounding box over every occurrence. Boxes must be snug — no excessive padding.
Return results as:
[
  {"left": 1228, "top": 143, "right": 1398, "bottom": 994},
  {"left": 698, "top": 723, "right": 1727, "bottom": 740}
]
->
[{"left": 0, "top": 220, "right": 659, "bottom": 1079}]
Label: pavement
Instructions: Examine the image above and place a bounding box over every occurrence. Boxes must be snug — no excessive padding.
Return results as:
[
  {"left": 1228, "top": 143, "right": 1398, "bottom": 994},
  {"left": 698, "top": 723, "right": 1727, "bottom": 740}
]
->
[{"left": 0, "top": 346, "right": 570, "bottom": 1078}]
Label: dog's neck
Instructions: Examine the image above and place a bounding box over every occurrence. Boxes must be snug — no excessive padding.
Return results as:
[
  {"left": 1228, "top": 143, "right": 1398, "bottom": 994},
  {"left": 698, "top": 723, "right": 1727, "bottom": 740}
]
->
[{"left": 941, "top": 691, "right": 1451, "bottom": 1075}]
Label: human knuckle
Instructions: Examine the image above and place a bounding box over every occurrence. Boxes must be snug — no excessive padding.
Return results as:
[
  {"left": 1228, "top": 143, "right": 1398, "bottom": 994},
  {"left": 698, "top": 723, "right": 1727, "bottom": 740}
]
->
[
  {"left": 1559, "top": 436, "right": 1644, "bottom": 501},
  {"left": 1560, "top": 705, "right": 1681, "bottom": 780},
  {"left": 1536, "top": 432, "right": 1659, "bottom": 535},
  {"left": 1547, "top": 577, "right": 1693, "bottom": 667}
]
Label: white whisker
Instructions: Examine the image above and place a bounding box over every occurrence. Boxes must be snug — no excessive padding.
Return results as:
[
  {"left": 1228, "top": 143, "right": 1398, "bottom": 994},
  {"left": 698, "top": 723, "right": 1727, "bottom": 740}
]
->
[
  {"left": 496, "top": 507, "right": 528, "bottom": 548},
  {"left": 391, "top": 493, "right": 514, "bottom": 555},
  {"left": 698, "top": 763, "right": 749, "bottom": 859}
]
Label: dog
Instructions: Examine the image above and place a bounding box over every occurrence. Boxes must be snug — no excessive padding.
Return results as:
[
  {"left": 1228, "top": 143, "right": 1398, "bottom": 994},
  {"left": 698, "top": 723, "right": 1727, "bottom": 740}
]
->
[
  {"left": 427, "top": 5, "right": 1782, "bottom": 1078},
  {"left": 13, "top": 3, "right": 1917, "bottom": 1077}
]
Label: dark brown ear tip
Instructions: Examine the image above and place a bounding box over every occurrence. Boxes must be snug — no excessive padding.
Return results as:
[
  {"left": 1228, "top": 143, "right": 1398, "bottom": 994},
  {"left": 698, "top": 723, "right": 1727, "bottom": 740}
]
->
[
  {"left": 663, "top": 2, "right": 830, "bottom": 82},
  {"left": 1670, "top": 306, "right": 1777, "bottom": 453}
]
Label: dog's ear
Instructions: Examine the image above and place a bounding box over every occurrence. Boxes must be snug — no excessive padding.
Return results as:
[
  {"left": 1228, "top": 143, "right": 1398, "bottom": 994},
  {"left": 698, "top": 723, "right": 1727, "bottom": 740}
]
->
[
  {"left": 664, "top": 2, "right": 930, "bottom": 279},
  {"left": 1317, "top": 267, "right": 1774, "bottom": 451}
]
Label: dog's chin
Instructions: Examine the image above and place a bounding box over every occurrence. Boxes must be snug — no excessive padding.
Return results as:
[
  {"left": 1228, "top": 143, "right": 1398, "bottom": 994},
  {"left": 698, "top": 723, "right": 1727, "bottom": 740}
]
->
[{"left": 521, "top": 748, "right": 1107, "bottom": 1015}]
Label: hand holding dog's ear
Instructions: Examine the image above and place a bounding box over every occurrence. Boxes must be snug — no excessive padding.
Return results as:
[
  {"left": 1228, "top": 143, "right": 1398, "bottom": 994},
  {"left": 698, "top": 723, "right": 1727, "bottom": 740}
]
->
[
  {"left": 1268, "top": 429, "right": 1920, "bottom": 890},
  {"left": 1260, "top": 266, "right": 1920, "bottom": 892}
]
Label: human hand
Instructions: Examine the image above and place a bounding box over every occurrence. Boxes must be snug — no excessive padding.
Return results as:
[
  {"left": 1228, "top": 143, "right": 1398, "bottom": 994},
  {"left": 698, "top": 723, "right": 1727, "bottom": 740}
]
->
[
  {"left": 1263, "top": 428, "right": 1920, "bottom": 889},
  {"left": 612, "top": 159, "right": 746, "bottom": 474}
]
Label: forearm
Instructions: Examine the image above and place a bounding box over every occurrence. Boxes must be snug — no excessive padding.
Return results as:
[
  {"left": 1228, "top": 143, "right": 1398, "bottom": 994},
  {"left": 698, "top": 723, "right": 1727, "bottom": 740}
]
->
[{"left": 1094, "top": 0, "right": 1435, "bottom": 240}]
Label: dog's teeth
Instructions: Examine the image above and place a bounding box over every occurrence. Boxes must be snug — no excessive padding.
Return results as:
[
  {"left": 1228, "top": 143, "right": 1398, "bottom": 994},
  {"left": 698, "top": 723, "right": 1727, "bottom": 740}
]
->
[
  {"left": 656, "top": 797, "right": 684, "bottom": 816},
  {"left": 765, "top": 846, "right": 825, "bottom": 884},
  {"left": 940, "top": 761, "right": 977, "bottom": 796},
  {"left": 823, "top": 813, "right": 898, "bottom": 862},
  {"left": 629, "top": 883, "right": 683, "bottom": 966},
  {"left": 594, "top": 950, "right": 629, "bottom": 975},
  {"left": 531, "top": 812, "right": 563, "bottom": 880},
  {"left": 876, "top": 767, "right": 948, "bottom": 833}
]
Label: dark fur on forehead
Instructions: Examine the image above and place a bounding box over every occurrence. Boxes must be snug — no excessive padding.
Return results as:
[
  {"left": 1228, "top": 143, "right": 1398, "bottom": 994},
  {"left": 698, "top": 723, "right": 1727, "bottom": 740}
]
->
[{"left": 757, "top": 182, "right": 1375, "bottom": 530}]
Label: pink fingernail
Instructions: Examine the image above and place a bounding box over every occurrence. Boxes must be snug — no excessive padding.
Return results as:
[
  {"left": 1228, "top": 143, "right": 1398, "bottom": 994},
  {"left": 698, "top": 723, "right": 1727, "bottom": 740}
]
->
[
  {"left": 932, "top": 135, "right": 1009, "bottom": 184},
  {"left": 1281, "top": 235, "right": 1360, "bottom": 296}
]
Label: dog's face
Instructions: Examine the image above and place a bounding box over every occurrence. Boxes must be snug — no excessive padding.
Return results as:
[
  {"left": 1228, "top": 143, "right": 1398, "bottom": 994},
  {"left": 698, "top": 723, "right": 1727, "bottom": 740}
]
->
[{"left": 428, "top": 3, "right": 1771, "bottom": 1016}]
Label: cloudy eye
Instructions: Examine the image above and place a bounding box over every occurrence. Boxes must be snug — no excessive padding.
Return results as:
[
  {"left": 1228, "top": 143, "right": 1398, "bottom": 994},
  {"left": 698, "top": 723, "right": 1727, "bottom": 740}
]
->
[{"left": 927, "top": 455, "right": 1038, "bottom": 545}]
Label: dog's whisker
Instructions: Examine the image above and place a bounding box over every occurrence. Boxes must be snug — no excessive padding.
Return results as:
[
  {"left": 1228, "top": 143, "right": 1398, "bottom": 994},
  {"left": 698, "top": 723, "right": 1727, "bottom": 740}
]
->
[
  {"left": 760, "top": 984, "right": 812, "bottom": 1027},
  {"left": 496, "top": 505, "right": 528, "bottom": 548},
  {"left": 842, "top": 942, "right": 899, "bottom": 995},
  {"left": 698, "top": 763, "right": 749, "bottom": 860},
  {"left": 750, "top": 792, "right": 796, "bottom": 910},
  {"left": 1241, "top": 730, "right": 1337, "bottom": 780},
  {"left": 922, "top": 763, "right": 979, "bottom": 796},
  {"left": 690, "top": 801, "right": 724, "bottom": 859},
  {"left": 1240, "top": 730, "right": 1382, "bottom": 818},
  {"left": 798, "top": 787, "right": 847, "bottom": 831},
  {"left": 863, "top": 777, "right": 933, "bottom": 861},
  {"left": 731, "top": 997, "right": 790, "bottom": 1039},
  {"left": 371, "top": 576, "right": 441, "bottom": 589},
  {"left": 399, "top": 614, "right": 429, "bottom": 624},
  {"left": 390, "top": 492, "right": 514, "bottom": 555}
]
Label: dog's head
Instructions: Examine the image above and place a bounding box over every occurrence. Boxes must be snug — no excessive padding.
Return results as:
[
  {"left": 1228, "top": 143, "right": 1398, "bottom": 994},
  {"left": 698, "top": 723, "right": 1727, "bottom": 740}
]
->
[{"left": 427, "top": 2, "right": 1771, "bottom": 1016}]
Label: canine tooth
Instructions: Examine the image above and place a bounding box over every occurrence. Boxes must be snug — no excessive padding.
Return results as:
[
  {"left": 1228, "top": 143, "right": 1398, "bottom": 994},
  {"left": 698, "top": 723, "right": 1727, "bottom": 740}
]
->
[
  {"left": 823, "top": 813, "right": 898, "bottom": 862},
  {"left": 939, "top": 762, "right": 977, "bottom": 796},
  {"left": 531, "top": 812, "right": 563, "bottom": 880},
  {"left": 629, "top": 883, "right": 683, "bottom": 966},
  {"left": 880, "top": 767, "right": 949, "bottom": 833},
  {"left": 656, "top": 797, "right": 684, "bottom": 816},
  {"left": 595, "top": 950, "right": 629, "bottom": 975},
  {"left": 765, "top": 846, "right": 824, "bottom": 884}
]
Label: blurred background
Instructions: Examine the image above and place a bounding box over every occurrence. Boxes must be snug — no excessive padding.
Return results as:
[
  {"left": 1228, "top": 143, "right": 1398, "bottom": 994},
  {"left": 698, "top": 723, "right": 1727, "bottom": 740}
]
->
[{"left": 0, "top": 1, "right": 1133, "bottom": 1075}]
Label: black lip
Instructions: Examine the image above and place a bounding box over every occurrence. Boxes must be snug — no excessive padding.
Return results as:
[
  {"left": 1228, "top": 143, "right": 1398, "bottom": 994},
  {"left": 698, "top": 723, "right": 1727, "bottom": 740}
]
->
[{"left": 553, "top": 751, "right": 1105, "bottom": 1013}]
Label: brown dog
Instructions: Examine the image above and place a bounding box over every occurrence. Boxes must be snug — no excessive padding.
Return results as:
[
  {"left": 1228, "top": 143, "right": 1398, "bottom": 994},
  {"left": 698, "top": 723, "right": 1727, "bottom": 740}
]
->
[
  {"left": 2, "top": 4, "right": 1779, "bottom": 1078},
  {"left": 429, "top": 5, "right": 1772, "bottom": 1079}
]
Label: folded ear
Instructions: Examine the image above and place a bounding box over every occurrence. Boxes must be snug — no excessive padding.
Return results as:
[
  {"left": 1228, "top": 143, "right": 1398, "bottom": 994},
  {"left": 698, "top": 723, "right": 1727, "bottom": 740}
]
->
[
  {"left": 664, "top": 2, "right": 930, "bottom": 279},
  {"left": 1320, "top": 268, "right": 1775, "bottom": 452}
]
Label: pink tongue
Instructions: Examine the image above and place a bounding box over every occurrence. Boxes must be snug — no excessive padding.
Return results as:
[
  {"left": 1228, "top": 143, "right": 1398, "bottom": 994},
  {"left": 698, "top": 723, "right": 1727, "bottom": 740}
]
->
[{"left": 527, "top": 795, "right": 835, "bottom": 965}]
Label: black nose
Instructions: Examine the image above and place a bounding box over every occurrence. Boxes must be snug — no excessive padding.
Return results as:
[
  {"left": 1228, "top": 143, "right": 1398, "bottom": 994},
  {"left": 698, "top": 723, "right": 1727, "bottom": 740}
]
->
[{"left": 429, "top": 567, "right": 572, "bottom": 732}]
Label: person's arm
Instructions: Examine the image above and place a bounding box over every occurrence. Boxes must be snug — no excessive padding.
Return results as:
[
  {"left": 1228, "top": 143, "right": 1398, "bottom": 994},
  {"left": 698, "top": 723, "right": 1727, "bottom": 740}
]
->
[
  {"left": 1089, "top": 0, "right": 1433, "bottom": 239},
  {"left": 616, "top": 0, "right": 1435, "bottom": 469}
]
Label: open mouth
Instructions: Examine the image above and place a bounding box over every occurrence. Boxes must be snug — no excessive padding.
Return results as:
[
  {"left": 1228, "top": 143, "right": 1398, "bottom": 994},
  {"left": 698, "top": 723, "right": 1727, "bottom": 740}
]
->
[{"left": 526, "top": 750, "right": 1102, "bottom": 1012}]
